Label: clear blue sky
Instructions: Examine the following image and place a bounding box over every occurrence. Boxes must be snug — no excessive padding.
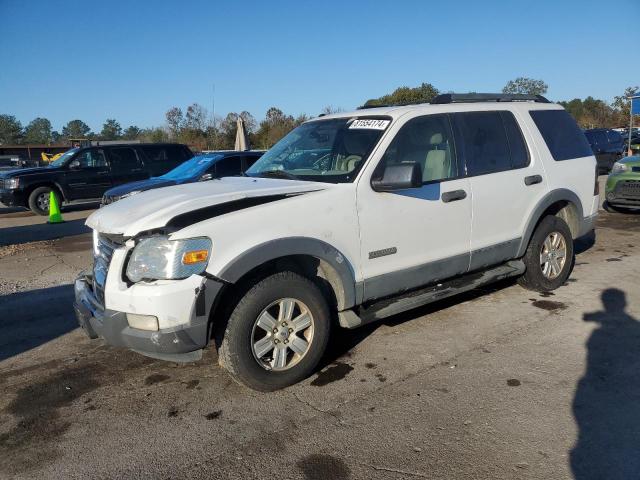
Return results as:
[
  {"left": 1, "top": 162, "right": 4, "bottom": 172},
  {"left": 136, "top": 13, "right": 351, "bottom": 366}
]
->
[{"left": 1, "top": 0, "right": 637, "bottom": 132}]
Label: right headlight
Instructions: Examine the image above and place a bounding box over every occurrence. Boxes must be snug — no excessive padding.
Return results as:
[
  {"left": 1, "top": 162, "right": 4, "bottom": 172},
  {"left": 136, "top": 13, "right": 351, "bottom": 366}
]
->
[
  {"left": 126, "top": 236, "right": 212, "bottom": 283},
  {"left": 5, "top": 178, "right": 19, "bottom": 189},
  {"left": 611, "top": 162, "right": 629, "bottom": 175}
]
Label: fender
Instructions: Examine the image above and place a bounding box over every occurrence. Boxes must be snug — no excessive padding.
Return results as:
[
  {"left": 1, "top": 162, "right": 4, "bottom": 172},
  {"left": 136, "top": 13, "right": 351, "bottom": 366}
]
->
[
  {"left": 516, "top": 188, "right": 584, "bottom": 257},
  {"left": 217, "top": 237, "right": 358, "bottom": 310}
]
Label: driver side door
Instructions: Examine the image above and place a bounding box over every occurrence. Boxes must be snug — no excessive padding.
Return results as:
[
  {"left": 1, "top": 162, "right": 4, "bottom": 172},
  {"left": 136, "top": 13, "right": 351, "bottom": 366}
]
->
[
  {"left": 356, "top": 113, "right": 472, "bottom": 301},
  {"left": 64, "top": 149, "right": 112, "bottom": 200}
]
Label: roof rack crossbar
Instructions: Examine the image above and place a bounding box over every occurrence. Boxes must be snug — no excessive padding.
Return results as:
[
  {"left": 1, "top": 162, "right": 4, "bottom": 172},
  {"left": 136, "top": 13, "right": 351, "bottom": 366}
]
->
[{"left": 430, "top": 93, "right": 550, "bottom": 104}]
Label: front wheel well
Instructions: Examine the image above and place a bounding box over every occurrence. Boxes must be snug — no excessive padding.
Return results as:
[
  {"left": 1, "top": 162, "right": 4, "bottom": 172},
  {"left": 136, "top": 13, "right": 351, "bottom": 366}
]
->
[
  {"left": 208, "top": 255, "right": 346, "bottom": 346},
  {"left": 25, "top": 183, "right": 64, "bottom": 202}
]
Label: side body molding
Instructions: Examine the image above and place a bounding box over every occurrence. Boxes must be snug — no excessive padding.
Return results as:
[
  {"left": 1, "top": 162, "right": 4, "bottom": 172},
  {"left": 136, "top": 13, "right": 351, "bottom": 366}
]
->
[
  {"left": 516, "top": 188, "right": 584, "bottom": 257},
  {"left": 217, "top": 237, "right": 358, "bottom": 310}
]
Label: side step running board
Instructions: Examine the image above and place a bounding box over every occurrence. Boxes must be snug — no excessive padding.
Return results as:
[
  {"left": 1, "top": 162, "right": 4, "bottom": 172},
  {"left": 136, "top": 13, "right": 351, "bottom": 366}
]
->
[{"left": 338, "top": 260, "right": 525, "bottom": 329}]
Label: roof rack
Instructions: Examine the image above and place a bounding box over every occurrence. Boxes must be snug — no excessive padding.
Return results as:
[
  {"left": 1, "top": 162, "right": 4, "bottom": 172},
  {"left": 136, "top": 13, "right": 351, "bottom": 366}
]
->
[{"left": 430, "top": 93, "right": 550, "bottom": 104}]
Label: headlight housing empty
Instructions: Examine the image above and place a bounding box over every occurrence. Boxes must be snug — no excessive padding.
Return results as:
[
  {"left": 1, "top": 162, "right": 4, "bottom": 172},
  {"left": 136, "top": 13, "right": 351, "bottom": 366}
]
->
[
  {"left": 126, "top": 236, "right": 212, "bottom": 283},
  {"left": 611, "top": 162, "right": 629, "bottom": 175}
]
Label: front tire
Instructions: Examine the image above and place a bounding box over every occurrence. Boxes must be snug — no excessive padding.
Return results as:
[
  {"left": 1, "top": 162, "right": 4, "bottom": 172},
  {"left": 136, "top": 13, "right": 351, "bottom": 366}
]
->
[
  {"left": 518, "top": 215, "right": 574, "bottom": 292},
  {"left": 28, "top": 186, "right": 59, "bottom": 216},
  {"left": 218, "top": 271, "right": 331, "bottom": 391}
]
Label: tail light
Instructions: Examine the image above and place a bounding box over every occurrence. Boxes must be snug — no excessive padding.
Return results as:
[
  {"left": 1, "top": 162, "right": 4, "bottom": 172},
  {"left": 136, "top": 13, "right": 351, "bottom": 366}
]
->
[{"left": 594, "top": 165, "right": 599, "bottom": 195}]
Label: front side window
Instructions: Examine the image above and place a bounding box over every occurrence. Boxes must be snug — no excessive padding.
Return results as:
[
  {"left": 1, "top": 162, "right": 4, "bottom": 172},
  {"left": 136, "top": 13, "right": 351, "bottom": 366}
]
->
[
  {"left": 74, "top": 149, "right": 107, "bottom": 168},
  {"left": 49, "top": 148, "right": 78, "bottom": 167},
  {"left": 245, "top": 117, "right": 389, "bottom": 183},
  {"left": 376, "top": 114, "right": 457, "bottom": 183}
]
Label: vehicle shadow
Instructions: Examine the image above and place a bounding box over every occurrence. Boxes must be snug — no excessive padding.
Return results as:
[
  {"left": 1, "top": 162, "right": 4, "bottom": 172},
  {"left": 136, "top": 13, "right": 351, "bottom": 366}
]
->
[
  {"left": 322, "top": 278, "right": 518, "bottom": 368},
  {"left": 0, "top": 201, "right": 99, "bottom": 216},
  {"left": 0, "top": 219, "right": 90, "bottom": 246},
  {"left": 0, "top": 285, "right": 78, "bottom": 361},
  {"left": 570, "top": 288, "right": 640, "bottom": 479}
]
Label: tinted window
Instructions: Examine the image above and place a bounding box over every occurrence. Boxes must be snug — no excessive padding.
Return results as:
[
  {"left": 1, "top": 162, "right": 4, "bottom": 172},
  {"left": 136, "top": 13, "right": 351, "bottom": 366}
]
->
[
  {"left": 453, "top": 112, "right": 511, "bottom": 176},
  {"left": 215, "top": 156, "right": 242, "bottom": 177},
  {"left": 607, "top": 130, "right": 623, "bottom": 144},
  {"left": 593, "top": 131, "right": 608, "bottom": 145},
  {"left": 75, "top": 149, "right": 107, "bottom": 168},
  {"left": 244, "top": 154, "right": 262, "bottom": 169},
  {"left": 500, "top": 111, "right": 530, "bottom": 169},
  {"left": 530, "top": 110, "right": 593, "bottom": 161},
  {"left": 378, "top": 114, "right": 457, "bottom": 183},
  {"left": 109, "top": 148, "right": 142, "bottom": 173}
]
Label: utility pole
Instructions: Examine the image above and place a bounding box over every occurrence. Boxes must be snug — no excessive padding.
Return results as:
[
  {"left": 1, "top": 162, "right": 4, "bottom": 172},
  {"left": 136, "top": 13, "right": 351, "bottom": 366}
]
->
[{"left": 629, "top": 96, "right": 634, "bottom": 157}]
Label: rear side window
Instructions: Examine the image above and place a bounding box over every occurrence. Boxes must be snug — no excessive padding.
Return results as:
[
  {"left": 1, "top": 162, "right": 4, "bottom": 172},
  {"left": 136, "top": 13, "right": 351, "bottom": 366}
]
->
[
  {"left": 244, "top": 154, "right": 262, "bottom": 169},
  {"left": 453, "top": 111, "right": 512, "bottom": 176},
  {"left": 215, "top": 156, "right": 242, "bottom": 177},
  {"left": 109, "top": 148, "right": 142, "bottom": 173},
  {"left": 141, "top": 145, "right": 189, "bottom": 175},
  {"left": 530, "top": 110, "right": 592, "bottom": 161},
  {"left": 607, "top": 130, "right": 622, "bottom": 143}
]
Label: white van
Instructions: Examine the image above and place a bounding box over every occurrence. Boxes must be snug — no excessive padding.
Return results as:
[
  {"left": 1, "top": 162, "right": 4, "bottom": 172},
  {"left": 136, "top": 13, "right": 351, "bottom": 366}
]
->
[{"left": 75, "top": 93, "right": 599, "bottom": 391}]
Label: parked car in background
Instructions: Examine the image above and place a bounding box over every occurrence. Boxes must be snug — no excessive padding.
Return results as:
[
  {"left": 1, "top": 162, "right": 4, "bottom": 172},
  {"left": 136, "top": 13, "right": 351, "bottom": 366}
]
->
[
  {"left": 623, "top": 133, "right": 640, "bottom": 154},
  {"left": 604, "top": 155, "right": 640, "bottom": 211},
  {"left": 0, "top": 143, "right": 193, "bottom": 215},
  {"left": 584, "top": 128, "right": 624, "bottom": 174},
  {"left": 102, "top": 150, "right": 264, "bottom": 205},
  {"left": 76, "top": 93, "right": 598, "bottom": 391}
]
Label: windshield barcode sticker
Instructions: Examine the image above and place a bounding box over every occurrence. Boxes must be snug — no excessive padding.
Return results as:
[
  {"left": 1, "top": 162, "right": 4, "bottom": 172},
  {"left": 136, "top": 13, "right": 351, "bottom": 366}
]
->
[{"left": 349, "top": 119, "right": 390, "bottom": 130}]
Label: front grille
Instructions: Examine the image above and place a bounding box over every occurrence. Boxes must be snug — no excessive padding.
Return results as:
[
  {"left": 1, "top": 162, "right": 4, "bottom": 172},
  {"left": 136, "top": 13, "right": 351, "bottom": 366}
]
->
[
  {"left": 617, "top": 180, "right": 640, "bottom": 199},
  {"left": 93, "top": 234, "right": 123, "bottom": 307}
]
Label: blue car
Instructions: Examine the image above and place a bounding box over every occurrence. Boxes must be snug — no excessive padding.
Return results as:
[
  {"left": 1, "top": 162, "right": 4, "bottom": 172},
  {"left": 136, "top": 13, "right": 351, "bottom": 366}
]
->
[{"left": 101, "top": 150, "right": 264, "bottom": 205}]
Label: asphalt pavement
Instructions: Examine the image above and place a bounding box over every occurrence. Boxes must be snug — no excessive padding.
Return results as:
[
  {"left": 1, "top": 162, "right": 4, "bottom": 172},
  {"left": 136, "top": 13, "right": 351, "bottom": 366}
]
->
[{"left": 1, "top": 185, "right": 639, "bottom": 479}]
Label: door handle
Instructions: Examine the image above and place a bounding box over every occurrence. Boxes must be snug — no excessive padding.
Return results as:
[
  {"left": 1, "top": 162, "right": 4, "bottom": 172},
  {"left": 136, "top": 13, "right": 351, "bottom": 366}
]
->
[
  {"left": 441, "top": 189, "right": 467, "bottom": 203},
  {"left": 524, "top": 175, "right": 542, "bottom": 186},
  {"left": 96, "top": 171, "right": 109, "bottom": 176}
]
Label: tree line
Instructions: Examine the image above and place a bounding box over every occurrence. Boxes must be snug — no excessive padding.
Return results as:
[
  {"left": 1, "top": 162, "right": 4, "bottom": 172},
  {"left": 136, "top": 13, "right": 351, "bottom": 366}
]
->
[{"left": 1, "top": 78, "right": 637, "bottom": 149}]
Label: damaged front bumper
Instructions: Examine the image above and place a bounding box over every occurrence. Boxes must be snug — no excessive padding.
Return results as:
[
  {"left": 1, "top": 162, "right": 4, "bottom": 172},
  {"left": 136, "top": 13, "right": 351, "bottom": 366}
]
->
[{"left": 73, "top": 271, "right": 222, "bottom": 362}]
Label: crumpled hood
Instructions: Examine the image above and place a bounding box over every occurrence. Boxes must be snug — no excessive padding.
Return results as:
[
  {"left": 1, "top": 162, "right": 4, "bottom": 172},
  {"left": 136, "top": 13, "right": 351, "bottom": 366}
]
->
[{"left": 86, "top": 176, "right": 327, "bottom": 236}]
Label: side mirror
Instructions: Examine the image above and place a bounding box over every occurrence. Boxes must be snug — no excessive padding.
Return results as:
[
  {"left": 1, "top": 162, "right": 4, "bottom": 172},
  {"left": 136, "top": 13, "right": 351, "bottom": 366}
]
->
[
  {"left": 371, "top": 162, "right": 423, "bottom": 192},
  {"left": 199, "top": 173, "right": 213, "bottom": 181},
  {"left": 69, "top": 159, "right": 81, "bottom": 169}
]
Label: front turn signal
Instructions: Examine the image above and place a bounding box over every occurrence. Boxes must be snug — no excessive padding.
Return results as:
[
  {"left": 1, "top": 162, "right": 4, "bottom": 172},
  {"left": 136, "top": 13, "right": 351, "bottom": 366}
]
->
[{"left": 182, "top": 250, "right": 209, "bottom": 265}]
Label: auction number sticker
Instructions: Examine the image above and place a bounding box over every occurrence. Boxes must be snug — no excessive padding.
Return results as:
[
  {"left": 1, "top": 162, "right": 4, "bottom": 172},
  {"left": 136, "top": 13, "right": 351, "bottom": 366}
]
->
[{"left": 349, "top": 119, "right": 390, "bottom": 130}]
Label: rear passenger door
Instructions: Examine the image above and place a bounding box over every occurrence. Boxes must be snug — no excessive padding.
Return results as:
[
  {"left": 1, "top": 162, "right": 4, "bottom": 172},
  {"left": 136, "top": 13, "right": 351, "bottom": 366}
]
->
[
  {"left": 107, "top": 147, "right": 148, "bottom": 186},
  {"left": 452, "top": 110, "right": 547, "bottom": 271}
]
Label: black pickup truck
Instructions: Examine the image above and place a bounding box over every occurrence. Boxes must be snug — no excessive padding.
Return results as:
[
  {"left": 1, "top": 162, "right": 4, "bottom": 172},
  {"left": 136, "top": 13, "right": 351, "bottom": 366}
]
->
[{"left": 0, "top": 143, "right": 193, "bottom": 215}]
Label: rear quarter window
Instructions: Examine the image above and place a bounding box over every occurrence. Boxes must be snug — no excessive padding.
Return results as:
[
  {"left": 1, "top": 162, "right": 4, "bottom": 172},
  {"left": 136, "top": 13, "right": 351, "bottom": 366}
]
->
[
  {"left": 140, "top": 145, "right": 190, "bottom": 175},
  {"left": 530, "top": 110, "right": 593, "bottom": 161}
]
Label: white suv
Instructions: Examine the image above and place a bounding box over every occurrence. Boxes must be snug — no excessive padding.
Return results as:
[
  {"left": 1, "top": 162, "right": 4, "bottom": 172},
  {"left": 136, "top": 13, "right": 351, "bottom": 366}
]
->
[{"left": 75, "top": 93, "right": 599, "bottom": 391}]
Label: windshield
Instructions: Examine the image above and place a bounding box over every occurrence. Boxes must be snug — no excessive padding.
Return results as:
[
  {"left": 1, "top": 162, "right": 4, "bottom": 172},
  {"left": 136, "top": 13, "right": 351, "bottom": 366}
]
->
[
  {"left": 245, "top": 117, "right": 390, "bottom": 183},
  {"left": 161, "top": 154, "right": 223, "bottom": 180},
  {"left": 48, "top": 148, "right": 79, "bottom": 167}
]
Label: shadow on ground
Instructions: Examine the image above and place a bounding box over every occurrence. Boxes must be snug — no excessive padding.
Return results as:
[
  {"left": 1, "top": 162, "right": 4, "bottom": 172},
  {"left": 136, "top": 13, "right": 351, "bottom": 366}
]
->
[
  {"left": 571, "top": 288, "right": 640, "bottom": 479},
  {"left": 0, "top": 219, "right": 91, "bottom": 246},
  {"left": 0, "top": 285, "right": 78, "bottom": 361}
]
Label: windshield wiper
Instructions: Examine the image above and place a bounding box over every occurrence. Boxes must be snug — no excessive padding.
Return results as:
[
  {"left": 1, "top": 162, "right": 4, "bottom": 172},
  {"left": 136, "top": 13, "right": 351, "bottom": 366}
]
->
[{"left": 257, "top": 170, "right": 299, "bottom": 180}]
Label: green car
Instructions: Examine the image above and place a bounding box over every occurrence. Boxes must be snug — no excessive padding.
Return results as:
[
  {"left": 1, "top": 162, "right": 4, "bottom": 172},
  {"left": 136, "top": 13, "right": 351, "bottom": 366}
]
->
[{"left": 605, "top": 155, "right": 640, "bottom": 211}]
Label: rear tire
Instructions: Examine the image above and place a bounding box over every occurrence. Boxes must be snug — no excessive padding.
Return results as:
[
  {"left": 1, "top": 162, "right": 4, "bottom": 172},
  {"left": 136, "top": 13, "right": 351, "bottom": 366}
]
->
[
  {"left": 28, "top": 186, "right": 59, "bottom": 216},
  {"left": 218, "top": 271, "right": 331, "bottom": 391},
  {"left": 518, "top": 215, "right": 574, "bottom": 292}
]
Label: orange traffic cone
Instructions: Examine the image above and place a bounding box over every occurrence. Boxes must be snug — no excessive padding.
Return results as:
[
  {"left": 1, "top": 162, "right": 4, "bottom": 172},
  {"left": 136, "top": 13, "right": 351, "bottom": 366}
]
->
[{"left": 47, "top": 191, "right": 64, "bottom": 224}]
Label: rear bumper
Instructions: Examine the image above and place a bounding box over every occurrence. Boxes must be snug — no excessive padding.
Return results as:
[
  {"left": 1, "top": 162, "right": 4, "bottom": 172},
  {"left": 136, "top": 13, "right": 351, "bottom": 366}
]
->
[
  {"left": 579, "top": 212, "right": 598, "bottom": 237},
  {"left": 74, "top": 271, "right": 222, "bottom": 362}
]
